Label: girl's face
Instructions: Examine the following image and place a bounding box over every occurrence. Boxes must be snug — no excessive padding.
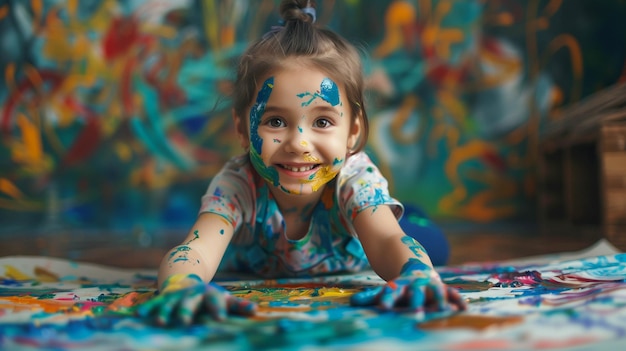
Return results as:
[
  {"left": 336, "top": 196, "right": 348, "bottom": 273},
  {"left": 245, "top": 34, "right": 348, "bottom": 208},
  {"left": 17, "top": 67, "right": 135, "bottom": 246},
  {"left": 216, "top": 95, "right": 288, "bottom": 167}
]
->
[{"left": 241, "top": 63, "right": 361, "bottom": 196}]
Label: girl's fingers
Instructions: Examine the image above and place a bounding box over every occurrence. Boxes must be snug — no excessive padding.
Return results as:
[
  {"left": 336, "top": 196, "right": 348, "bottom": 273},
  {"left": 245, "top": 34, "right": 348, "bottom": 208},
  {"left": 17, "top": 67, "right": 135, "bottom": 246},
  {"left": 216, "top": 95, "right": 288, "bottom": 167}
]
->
[
  {"left": 379, "top": 282, "right": 406, "bottom": 310},
  {"left": 350, "top": 286, "right": 383, "bottom": 306},
  {"left": 135, "top": 293, "right": 161, "bottom": 318},
  {"left": 203, "top": 288, "right": 229, "bottom": 321},
  {"left": 156, "top": 291, "right": 184, "bottom": 326},
  {"left": 429, "top": 280, "right": 448, "bottom": 311},
  {"left": 226, "top": 296, "right": 258, "bottom": 316},
  {"left": 176, "top": 288, "right": 205, "bottom": 325},
  {"left": 446, "top": 286, "right": 467, "bottom": 311},
  {"left": 407, "top": 282, "right": 426, "bottom": 310}
]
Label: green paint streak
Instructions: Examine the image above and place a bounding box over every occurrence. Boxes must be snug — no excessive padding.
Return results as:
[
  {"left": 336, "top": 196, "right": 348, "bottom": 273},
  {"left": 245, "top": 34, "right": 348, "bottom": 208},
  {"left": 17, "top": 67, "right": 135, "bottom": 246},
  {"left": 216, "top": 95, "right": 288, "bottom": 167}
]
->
[
  {"left": 184, "top": 230, "right": 201, "bottom": 245},
  {"left": 401, "top": 236, "right": 425, "bottom": 258},
  {"left": 251, "top": 148, "right": 280, "bottom": 186}
]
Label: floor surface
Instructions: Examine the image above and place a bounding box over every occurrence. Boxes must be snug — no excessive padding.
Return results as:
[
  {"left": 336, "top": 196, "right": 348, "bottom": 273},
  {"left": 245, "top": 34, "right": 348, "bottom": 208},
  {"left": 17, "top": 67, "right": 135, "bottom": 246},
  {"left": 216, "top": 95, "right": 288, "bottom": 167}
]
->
[{"left": 0, "top": 221, "right": 609, "bottom": 269}]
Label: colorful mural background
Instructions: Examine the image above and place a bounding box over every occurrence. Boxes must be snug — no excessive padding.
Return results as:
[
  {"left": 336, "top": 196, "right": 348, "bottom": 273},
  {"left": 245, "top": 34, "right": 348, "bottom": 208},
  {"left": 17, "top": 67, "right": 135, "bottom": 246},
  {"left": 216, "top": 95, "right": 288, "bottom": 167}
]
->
[{"left": 1, "top": 0, "right": 626, "bottom": 237}]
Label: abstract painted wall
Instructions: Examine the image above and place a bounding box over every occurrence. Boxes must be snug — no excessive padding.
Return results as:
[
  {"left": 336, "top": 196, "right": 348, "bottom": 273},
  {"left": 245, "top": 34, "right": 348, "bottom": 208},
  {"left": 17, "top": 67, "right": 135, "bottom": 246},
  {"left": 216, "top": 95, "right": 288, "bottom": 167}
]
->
[{"left": 1, "top": 0, "right": 625, "bottom": 236}]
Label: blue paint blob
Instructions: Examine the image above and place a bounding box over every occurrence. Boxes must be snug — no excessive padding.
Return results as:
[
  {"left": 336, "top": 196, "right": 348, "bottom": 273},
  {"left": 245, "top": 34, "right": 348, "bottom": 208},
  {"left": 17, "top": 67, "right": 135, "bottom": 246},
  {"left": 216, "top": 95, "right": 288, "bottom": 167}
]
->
[{"left": 319, "top": 77, "right": 340, "bottom": 106}]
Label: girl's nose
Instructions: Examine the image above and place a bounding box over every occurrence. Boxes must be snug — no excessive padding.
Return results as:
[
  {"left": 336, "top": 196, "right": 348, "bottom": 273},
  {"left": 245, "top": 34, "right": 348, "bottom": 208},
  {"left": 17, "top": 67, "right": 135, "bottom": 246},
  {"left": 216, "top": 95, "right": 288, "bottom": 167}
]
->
[{"left": 284, "top": 128, "right": 312, "bottom": 154}]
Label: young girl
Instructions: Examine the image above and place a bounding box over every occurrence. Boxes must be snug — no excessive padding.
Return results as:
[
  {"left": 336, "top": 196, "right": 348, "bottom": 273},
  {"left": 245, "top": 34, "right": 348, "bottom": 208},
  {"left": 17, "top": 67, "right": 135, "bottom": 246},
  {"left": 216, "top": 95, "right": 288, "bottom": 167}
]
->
[{"left": 137, "top": 0, "right": 465, "bottom": 325}]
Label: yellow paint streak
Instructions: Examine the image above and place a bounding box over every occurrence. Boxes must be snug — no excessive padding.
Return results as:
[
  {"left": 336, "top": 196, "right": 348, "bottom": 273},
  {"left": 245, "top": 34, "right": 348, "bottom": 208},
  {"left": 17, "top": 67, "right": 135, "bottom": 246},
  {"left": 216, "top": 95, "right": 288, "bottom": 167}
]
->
[
  {"left": 390, "top": 95, "right": 420, "bottom": 145},
  {"left": 0, "top": 178, "right": 25, "bottom": 199},
  {"left": 12, "top": 114, "right": 44, "bottom": 166},
  {"left": 302, "top": 154, "right": 320, "bottom": 163},
  {"left": 31, "top": 0, "right": 43, "bottom": 23},
  {"left": 316, "top": 287, "right": 355, "bottom": 297},
  {"left": 114, "top": 142, "right": 132, "bottom": 162},
  {"left": 160, "top": 274, "right": 200, "bottom": 294},
  {"left": 4, "top": 62, "right": 16, "bottom": 91},
  {"left": 203, "top": 0, "right": 219, "bottom": 50},
  {"left": 221, "top": 25, "right": 235, "bottom": 47},
  {"left": 439, "top": 140, "right": 518, "bottom": 221},
  {"left": 34, "top": 266, "right": 59, "bottom": 282},
  {"left": 541, "top": 34, "right": 583, "bottom": 103},
  {"left": 66, "top": 0, "right": 77, "bottom": 17},
  {"left": 3, "top": 265, "right": 32, "bottom": 281},
  {"left": 438, "top": 91, "right": 462, "bottom": 119},
  {"left": 374, "top": 0, "right": 416, "bottom": 57},
  {"left": 420, "top": 314, "right": 523, "bottom": 331},
  {"left": 0, "top": 296, "right": 75, "bottom": 314},
  {"left": 305, "top": 165, "right": 339, "bottom": 192}
]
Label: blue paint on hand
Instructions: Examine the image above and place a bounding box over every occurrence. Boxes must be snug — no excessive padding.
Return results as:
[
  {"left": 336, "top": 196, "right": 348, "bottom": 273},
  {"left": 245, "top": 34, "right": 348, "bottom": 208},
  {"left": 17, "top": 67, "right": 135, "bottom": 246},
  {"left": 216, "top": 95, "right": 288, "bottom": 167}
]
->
[{"left": 349, "top": 286, "right": 382, "bottom": 306}]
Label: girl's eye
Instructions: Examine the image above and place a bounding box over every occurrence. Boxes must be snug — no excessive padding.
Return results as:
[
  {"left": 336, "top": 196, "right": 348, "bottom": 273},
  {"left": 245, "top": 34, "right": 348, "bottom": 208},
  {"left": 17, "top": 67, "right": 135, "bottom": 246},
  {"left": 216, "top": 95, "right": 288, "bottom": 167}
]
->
[
  {"left": 314, "top": 118, "right": 331, "bottom": 128},
  {"left": 267, "top": 118, "right": 284, "bottom": 128}
]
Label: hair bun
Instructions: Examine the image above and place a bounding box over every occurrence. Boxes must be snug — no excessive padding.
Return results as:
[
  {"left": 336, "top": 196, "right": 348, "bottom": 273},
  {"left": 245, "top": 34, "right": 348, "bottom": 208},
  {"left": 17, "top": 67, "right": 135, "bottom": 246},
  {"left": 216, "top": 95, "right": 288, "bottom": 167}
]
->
[{"left": 280, "top": 0, "right": 317, "bottom": 24}]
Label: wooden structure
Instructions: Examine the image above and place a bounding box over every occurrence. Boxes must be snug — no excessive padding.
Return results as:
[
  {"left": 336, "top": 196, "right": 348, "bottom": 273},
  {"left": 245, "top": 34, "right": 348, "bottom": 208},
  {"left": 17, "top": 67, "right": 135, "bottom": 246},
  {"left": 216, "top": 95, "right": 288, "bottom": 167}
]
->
[{"left": 538, "top": 82, "right": 626, "bottom": 250}]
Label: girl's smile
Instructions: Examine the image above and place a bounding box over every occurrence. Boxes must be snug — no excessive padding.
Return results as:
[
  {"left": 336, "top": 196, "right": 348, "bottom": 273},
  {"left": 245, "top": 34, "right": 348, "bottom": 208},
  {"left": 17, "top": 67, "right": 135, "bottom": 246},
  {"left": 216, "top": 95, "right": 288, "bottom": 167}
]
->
[{"left": 277, "top": 163, "right": 320, "bottom": 175}]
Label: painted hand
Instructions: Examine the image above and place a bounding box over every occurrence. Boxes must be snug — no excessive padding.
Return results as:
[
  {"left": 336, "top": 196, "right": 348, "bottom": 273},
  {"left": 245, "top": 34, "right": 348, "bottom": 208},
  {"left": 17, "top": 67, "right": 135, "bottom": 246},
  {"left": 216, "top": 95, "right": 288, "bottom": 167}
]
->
[
  {"left": 135, "top": 274, "right": 257, "bottom": 326},
  {"left": 350, "top": 259, "right": 466, "bottom": 313}
]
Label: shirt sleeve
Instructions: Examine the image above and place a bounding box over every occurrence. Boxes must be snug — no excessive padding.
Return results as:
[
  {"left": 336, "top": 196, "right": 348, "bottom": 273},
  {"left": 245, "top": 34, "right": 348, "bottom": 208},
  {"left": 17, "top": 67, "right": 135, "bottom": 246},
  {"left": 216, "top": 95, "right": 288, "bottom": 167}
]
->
[
  {"left": 337, "top": 151, "right": 404, "bottom": 222},
  {"left": 199, "top": 155, "right": 255, "bottom": 231}
]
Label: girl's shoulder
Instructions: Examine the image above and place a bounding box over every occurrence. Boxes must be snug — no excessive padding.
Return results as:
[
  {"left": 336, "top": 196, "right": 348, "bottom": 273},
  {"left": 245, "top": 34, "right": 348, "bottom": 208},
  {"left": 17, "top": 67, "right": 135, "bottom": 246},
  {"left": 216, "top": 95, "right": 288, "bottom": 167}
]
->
[
  {"left": 340, "top": 151, "right": 380, "bottom": 178},
  {"left": 210, "top": 154, "right": 261, "bottom": 189},
  {"left": 219, "top": 154, "right": 254, "bottom": 176}
]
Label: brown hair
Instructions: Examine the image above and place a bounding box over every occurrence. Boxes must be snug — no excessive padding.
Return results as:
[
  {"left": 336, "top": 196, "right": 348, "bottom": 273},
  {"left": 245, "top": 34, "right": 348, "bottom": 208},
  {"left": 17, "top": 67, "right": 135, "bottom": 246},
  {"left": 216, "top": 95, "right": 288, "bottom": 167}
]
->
[{"left": 232, "top": 0, "right": 369, "bottom": 153}]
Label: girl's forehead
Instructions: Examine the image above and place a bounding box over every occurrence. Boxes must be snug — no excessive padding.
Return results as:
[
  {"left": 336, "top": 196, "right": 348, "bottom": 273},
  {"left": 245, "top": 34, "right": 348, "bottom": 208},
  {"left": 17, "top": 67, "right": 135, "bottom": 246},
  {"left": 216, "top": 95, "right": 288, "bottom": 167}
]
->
[{"left": 262, "top": 66, "right": 343, "bottom": 95}]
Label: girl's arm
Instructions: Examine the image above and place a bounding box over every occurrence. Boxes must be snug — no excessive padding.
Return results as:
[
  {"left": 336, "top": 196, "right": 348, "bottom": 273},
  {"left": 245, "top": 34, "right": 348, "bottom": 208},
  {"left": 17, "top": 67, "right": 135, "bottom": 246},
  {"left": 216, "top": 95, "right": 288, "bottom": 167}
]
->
[
  {"left": 157, "top": 212, "right": 235, "bottom": 291},
  {"left": 352, "top": 204, "right": 465, "bottom": 312},
  {"left": 137, "top": 212, "right": 255, "bottom": 325},
  {"left": 353, "top": 205, "right": 432, "bottom": 281}
]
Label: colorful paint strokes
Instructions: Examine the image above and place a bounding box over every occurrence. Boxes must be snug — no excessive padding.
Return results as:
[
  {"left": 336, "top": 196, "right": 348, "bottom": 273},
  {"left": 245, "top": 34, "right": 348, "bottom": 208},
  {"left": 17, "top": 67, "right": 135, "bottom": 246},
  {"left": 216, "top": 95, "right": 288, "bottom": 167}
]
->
[{"left": 1, "top": 244, "right": 626, "bottom": 350}]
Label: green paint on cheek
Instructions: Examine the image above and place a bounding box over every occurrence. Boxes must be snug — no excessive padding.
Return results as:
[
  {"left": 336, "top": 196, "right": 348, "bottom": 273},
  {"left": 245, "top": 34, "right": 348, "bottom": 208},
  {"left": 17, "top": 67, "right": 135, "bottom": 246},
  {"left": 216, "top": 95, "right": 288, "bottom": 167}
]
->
[
  {"left": 220, "top": 229, "right": 224, "bottom": 235},
  {"left": 250, "top": 148, "right": 280, "bottom": 186},
  {"left": 248, "top": 77, "right": 281, "bottom": 187}
]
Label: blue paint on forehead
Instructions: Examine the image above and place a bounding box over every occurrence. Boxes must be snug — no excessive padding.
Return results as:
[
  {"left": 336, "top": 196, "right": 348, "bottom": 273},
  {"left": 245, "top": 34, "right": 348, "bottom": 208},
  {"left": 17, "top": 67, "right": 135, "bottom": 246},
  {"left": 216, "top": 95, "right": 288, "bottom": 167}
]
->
[
  {"left": 296, "top": 77, "right": 341, "bottom": 107},
  {"left": 320, "top": 78, "right": 340, "bottom": 106}
]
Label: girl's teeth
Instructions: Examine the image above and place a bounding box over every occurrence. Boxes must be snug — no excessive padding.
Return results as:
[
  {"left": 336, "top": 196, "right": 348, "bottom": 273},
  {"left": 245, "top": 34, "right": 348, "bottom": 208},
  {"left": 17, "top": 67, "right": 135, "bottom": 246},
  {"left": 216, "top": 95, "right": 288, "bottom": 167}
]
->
[{"left": 284, "top": 165, "right": 314, "bottom": 172}]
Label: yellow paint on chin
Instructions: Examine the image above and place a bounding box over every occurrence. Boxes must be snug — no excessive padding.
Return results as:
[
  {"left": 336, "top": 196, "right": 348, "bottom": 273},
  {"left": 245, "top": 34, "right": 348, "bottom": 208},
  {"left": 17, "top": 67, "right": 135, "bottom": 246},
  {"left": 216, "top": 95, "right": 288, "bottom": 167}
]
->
[
  {"left": 298, "top": 154, "right": 339, "bottom": 191},
  {"left": 305, "top": 164, "right": 339, "bottom": 192}
]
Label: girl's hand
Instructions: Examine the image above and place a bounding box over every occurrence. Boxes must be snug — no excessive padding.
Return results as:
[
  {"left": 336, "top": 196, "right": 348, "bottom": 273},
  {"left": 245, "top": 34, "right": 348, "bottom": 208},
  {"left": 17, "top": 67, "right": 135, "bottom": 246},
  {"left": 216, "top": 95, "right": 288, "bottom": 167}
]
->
[
  {"left": 135, "top": 274, "right": 257, "bottom": 326},
  {"left": 349, "top": 259, "right": 466, "bottom": 313}
]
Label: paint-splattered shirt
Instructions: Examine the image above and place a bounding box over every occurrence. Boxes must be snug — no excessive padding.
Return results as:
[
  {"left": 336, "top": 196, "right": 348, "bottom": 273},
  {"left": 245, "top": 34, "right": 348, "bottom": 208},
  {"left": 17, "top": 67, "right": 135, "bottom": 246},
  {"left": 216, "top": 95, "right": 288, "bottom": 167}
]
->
[{"left": 199, "top": 151, "right": 403, "bottom": 278}]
